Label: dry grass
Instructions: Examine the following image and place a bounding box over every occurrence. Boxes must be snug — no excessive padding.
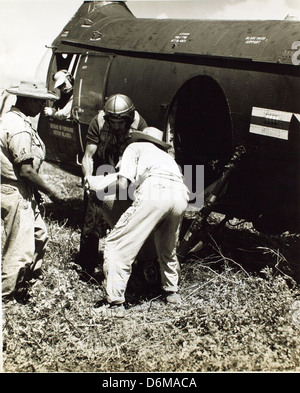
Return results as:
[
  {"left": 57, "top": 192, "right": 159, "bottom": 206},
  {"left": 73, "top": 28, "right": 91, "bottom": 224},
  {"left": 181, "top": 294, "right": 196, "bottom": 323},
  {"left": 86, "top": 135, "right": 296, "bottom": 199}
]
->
[{"left": 2, "top": 163, "right": 300, "bottom": 373}]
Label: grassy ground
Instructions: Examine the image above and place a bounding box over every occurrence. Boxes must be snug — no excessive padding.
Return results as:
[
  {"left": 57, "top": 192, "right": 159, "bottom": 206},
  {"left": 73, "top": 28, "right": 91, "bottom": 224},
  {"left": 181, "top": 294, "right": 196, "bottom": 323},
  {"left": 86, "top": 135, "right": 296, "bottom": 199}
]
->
[{"left": 2, "top": 163, "right": 300, "bottom": 372}]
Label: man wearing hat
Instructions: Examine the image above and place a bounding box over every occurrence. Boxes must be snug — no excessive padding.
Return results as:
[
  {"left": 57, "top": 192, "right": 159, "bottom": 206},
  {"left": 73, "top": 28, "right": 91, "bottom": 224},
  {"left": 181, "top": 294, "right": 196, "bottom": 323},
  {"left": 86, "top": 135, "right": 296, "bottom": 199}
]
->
[
  {"left": 1, "top": 81, "right": 62, "bottom": 303},
  {"left": 44, "top": 70, "right": 74, "bottom": 120},
  {"left": 87, "top": 127, "right": 189, "bottom": 317}
]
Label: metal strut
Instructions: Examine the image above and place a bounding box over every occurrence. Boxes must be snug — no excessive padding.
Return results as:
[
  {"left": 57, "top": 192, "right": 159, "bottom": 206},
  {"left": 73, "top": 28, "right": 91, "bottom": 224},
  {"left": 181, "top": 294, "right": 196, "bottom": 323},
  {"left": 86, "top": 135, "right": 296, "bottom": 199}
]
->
[{"left": 177, "top": 145, "right": 246, "bottom": 262}]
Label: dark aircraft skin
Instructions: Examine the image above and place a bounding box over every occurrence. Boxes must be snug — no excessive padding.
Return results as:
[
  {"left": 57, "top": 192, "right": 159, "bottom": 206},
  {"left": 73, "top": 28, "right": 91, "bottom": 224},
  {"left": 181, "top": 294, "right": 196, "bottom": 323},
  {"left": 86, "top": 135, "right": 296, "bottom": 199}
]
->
[{"left": 38, "top": 0, "right": 300, "bottom": 234}]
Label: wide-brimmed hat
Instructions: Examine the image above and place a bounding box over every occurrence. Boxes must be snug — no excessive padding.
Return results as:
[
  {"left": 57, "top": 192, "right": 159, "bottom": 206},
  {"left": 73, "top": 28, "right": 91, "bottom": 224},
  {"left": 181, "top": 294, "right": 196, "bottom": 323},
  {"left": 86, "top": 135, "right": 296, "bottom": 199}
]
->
[
  {"left": 6, "top": 81, "right": 59, "bottom": 100},
  {"left": 130, "top": 127, "right": 171, "bottom": 150}
]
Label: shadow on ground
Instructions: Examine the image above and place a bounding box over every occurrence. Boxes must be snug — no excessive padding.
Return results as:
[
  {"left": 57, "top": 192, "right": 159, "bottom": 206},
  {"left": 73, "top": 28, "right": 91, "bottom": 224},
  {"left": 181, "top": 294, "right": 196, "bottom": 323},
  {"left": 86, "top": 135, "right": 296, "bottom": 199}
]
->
[
  {"left": 180, "top": 216, "right": 300, "bottom": 284},
  {"left": 42, "top": 198, "right": 85, "bottom": 229}
]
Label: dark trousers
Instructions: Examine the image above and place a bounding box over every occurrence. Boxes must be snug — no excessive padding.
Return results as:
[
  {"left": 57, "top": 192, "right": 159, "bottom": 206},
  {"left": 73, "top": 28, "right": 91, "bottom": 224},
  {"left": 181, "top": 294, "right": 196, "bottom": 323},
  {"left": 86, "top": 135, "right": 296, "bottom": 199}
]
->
[
  {"left": 77, "top": 192, "right": 109, "bottom": 274},
  {"left": 78, "top": 191, "right": 158, "bottom": 274}
]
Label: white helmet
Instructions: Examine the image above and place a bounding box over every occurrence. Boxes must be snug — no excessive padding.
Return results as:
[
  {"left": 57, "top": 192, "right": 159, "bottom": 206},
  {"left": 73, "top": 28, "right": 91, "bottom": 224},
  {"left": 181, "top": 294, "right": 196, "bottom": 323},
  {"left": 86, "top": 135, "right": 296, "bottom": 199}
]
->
[
  {"left": 104, "top": 94, "right": 135, "bottom": 123},
  {"left": 53, "top": 70, "right": 73, "bottom": 89}
]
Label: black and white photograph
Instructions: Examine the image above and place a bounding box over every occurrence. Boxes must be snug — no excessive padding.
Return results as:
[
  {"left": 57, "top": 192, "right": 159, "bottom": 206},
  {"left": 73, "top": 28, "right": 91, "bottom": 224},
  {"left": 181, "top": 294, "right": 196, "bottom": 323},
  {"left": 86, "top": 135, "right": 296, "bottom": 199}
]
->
[{"left": 1, "top": 0, "right": 300, "bottom": 376}]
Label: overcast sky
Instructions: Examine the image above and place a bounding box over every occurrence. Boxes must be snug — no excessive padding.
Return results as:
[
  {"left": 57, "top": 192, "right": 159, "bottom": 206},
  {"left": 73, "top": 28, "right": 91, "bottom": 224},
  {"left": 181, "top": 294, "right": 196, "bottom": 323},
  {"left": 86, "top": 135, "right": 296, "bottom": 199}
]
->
[{"left": 0, "top": 0, "right": 300, "bottom": 88}]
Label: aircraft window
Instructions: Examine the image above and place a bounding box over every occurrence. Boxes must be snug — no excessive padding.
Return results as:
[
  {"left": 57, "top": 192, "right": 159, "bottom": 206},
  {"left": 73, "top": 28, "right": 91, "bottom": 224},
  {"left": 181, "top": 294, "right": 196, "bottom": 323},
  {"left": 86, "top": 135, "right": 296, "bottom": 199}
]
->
[
  {"left": 71, "top": 54, "right": 112, "bottom": 124},
  {"left": 49, "top": 53, "right": 81, "bottom": 91}
]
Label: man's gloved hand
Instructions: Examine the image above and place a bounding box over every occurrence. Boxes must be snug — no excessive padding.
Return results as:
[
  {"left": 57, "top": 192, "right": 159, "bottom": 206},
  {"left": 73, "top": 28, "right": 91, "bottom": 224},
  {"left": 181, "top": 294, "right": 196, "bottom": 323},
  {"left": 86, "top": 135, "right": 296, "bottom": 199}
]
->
[{"left": 44, "top": 107, "right": 56, "bottom": 117}]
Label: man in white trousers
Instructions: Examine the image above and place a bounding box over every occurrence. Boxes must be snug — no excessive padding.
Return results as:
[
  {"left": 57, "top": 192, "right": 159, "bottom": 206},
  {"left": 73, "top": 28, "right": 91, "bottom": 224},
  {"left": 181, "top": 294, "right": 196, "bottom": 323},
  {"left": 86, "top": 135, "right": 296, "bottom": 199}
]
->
[{"left": 87, "top": 127, "right": 189, "bottom": 317}]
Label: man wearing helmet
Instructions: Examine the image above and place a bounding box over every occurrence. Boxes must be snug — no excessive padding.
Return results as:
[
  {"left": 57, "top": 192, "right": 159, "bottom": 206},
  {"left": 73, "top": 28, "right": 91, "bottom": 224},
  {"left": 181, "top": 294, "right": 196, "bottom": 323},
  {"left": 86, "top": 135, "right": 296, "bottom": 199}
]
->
[
  {"left": 85, "top": 94, "right": 146, "bottom": 167},
  {"left": 44, "top": 69, "right": 74, "bottom": 120},
  {"left": 77, "top": 94, "right": 147, "bottom": 276}
]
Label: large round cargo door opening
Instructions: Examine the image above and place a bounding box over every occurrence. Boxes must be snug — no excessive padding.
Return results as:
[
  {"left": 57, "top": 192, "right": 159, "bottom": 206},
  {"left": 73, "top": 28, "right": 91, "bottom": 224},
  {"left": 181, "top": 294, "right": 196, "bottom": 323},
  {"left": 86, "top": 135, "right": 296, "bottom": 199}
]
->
[{"left": 167, "top": 76, "right": 233, "bottom": 189}]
